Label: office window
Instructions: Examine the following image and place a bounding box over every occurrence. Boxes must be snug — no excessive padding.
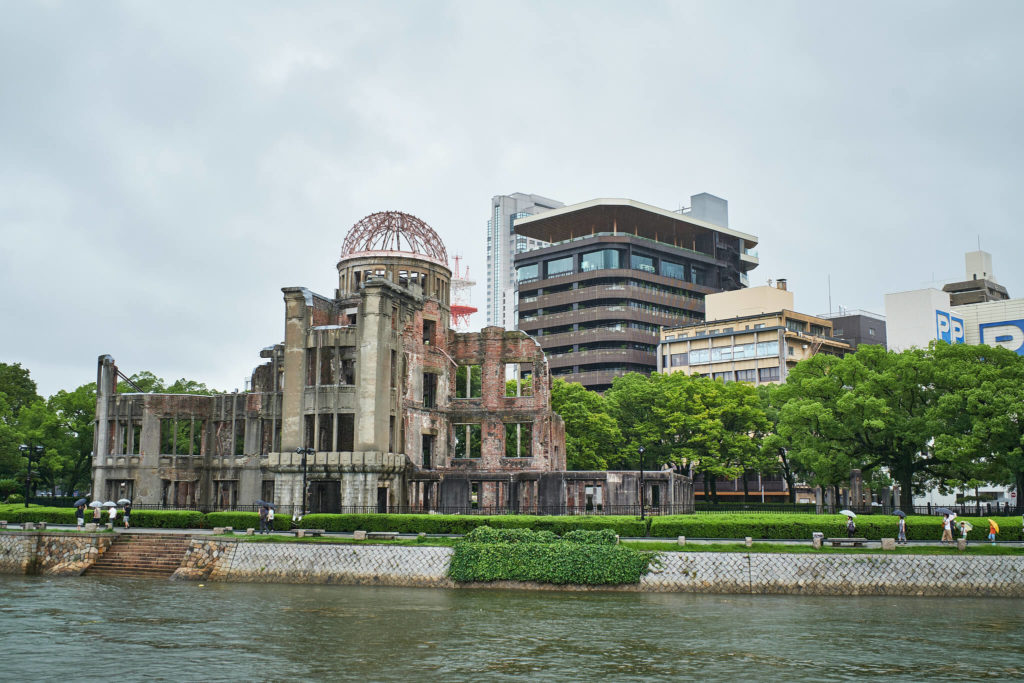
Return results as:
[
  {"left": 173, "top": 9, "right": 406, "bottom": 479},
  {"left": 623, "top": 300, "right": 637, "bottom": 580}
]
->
[
  {"left": 759, "top": 367, "right": 780, "bottom": 381},
  {"left": 517, "top": 264, "right": 539, "bottom": 282},
  {"left": 735, "top": 369, "right": 757, "bottom": 383},
  {"left": 788, "top": 345, "right": 795, "bottom": 356},
  {"left": 546, "top": 256, "right": 574, "bottom": 277},
  {"left": 630, "top": 254, "right": 655, "bottom": 273},
  {"left": 581, "top": 249, "right": 619, "bottom": 272},
  {"left": 868, "top": 327, "right": 876, "bottom": 336},
  {"left": 661, "top": 260, "right": 686, "bottom": 280},
  {"left": 671, "top": 353, "right": 688, "bottom": 367},
  {"left": 713, "top": 371, "right": 734, "bottom": 383}
]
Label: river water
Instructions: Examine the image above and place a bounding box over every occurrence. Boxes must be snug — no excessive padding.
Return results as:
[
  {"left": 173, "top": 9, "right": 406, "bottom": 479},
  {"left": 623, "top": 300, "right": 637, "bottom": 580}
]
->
[{"left": 2, "top": 575, "right": 1021, "bottom": 682}]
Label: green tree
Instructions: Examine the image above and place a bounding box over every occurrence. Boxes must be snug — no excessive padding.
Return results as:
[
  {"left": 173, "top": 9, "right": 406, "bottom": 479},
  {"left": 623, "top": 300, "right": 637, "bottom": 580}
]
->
[
  {"left": 0, "top": 362, "right": 41, "bottom": 417},
  {"left": 549, "top": 378, "right": 620, "bottom": 470}
]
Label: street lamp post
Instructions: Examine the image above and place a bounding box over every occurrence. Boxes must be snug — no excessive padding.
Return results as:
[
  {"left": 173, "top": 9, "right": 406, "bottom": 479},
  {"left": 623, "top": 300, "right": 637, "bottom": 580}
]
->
[
  {"left": 295, "top": 447, "right": 314, "bottom": 518},
  {"left": 638, "top": 445, "right": 646, "bottom": 521},
  {"left": 18, "top": 444, "right": 44, "bottom": 508}
]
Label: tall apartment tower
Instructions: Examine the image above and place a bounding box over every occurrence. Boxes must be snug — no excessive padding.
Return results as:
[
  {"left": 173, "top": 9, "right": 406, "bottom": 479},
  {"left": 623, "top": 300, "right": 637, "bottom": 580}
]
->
[{"left": 487, "top": 193, "right": 563, "bottom": 329}]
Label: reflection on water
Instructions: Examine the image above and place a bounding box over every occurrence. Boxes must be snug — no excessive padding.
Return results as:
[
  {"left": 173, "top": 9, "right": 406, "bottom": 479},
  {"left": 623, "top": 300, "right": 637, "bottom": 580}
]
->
[{"left": 2, "top": 575, "right": 1022, "bottom": 682}]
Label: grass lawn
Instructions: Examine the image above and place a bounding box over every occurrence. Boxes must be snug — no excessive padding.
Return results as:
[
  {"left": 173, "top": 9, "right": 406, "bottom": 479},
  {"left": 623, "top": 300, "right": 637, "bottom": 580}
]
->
[{"left": 217, "top": 533, "right": 456, "bottom": 547}]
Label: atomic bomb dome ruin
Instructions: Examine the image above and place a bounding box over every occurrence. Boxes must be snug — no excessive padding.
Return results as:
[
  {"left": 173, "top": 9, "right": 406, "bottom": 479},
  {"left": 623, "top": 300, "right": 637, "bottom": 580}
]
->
[{"left": 92, "top": 211, "right": 691, "bottom": 514}]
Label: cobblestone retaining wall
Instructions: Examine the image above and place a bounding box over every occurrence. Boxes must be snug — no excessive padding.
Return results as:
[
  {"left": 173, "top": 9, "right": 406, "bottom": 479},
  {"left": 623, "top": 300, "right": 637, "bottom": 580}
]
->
[
  {"left": 0, "top": 532, "right": 113, "bottom": 575},
  {"left": 640, "top": 552, "right": 1024, "bottom": 597},
  {"left": 172, "top": 538, "right": 454, "bottom": 587},
  {"left": 169, "top": 540, "right": 1024, "bottom": 596}
]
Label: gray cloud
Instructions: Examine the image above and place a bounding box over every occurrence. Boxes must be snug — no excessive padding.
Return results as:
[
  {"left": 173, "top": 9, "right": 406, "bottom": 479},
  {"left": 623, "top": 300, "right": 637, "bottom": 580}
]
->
[{"left": 2, "top": 0, "right": 1022, "bottom": 395}]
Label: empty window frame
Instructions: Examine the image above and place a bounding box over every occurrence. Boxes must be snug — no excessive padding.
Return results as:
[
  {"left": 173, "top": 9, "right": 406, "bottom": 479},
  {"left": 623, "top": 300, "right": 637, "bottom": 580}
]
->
[
  {"left": 455, "top": 365, "right": 482, "bottom": 398},
  {"left": 423, "top": 318, "right": 436, "bottom": 345},
  {"left": 422, "top": 372, "right": 438, "bottom": 408},
  {"left": 336, "top": 414, "right": 355, "bottom": 452},
  {"left": 453, "top": 423, "right": 482, "bottom": 458},
  {"left": 504, "top": 422, "right": 533, "bottom": 458},
  {"left": 505, "top": 363, "right": 533, "bottom": 397}
]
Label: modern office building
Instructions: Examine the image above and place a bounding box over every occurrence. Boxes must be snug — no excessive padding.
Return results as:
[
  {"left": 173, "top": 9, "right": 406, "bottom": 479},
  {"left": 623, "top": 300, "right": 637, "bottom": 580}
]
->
[
  {"left": 513, "top": 195, "right": 759, "bottom": 391},
  {"left": 658, "top": 282, "right": 853, "bottom": 385},
  {"left": 486, "top": 193, "right": 563, "bottom": 330},
  {"left": 818, "top": 309, "right": 887, "bottom": 350}
]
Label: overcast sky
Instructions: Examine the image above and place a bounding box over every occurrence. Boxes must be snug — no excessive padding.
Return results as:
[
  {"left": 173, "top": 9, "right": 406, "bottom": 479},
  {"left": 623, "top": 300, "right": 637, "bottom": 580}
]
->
[{"left": 2, "top": 1, "right": 1022, "bottom": 397}]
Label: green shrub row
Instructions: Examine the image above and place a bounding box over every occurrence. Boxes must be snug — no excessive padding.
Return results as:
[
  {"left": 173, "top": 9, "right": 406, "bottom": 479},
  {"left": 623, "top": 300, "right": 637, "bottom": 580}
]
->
[
  {"left": 297, "top": 513, "right": 647, "bottom": 536},
  {"left": 462, "top": 526, "right": 618, "bottom": 545},
  {"left": 649, "top": 514, "right": 1024, "bottom": 541},
  {"left": 205, "top": 511, "right": 290, "bottom": 531},
  {"left": 449, "top": 541, "right": 653, "bottom": 585}
]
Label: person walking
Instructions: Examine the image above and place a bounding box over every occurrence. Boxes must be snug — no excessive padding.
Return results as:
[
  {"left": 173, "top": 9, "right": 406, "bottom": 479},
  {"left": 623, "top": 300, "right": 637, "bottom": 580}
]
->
[
  {"left": 266, "top": 505, "right": 275, "bottom": 534},
  {"left": 941, "top": 514, "right": 953, "bottom": 544},
  {"left": 846, "top": 515, "right": 856, "bottom": 538},
  {"left": 258, "top": 505, "right": 268, "bottom": 534},
  {"left": 92, "top": 504, "right": 101, "bottom": 527},
  {"left": 108, "top": 504, "right": 117, "bottom": 528},
  {"left": 123, "top": 501, "right": 132, "bottom": 529},
  {"left": 959, "top": 521, "right": 968, "bottom": 546},
  {"left": 897, "top": 516, "right": 907, "bottom": 545},
  {"left": 75, "top": 502, "right": 86, "bottom": 531},
  {"left": 988, "top": 518, "right": 999, "bottom": 545}
]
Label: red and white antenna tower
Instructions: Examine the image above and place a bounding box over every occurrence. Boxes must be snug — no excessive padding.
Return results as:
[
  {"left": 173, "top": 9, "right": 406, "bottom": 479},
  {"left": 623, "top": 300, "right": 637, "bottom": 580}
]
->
[{"left": 450, "top": 255, "right": 477, "bottom": 331}]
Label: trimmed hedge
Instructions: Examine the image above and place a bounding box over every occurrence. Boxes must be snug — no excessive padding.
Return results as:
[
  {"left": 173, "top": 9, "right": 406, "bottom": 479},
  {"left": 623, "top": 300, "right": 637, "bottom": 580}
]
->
[
  {"left": 649, "top": 514, "right": 1024, "bottom": 541},
  {"left": 449, "top": 527, "right": 653, "bottom": 585},
  {"left": 296, "top": 513, "right": 647, "bottom": 536}
]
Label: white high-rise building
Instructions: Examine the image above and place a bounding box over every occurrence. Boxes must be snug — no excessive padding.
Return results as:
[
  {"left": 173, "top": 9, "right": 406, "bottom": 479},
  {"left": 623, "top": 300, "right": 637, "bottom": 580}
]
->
[{"left": 487, "top": 193, "right": 562, "bottom": 329}]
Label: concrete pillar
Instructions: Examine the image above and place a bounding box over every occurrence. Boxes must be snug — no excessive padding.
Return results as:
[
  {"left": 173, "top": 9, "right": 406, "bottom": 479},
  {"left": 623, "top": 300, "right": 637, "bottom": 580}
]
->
[
  {"left": 354, "top": 285, "right": 392, "bottom": 452},
  {"left": 92, "top": 355, "right": 117, "bottom": 501},
  {"left": 281, "top": 288, "right": 311, "bottom": 452}
]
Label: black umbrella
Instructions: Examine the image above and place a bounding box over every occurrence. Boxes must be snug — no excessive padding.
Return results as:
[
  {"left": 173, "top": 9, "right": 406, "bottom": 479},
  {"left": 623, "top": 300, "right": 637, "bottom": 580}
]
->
[
  {"left": 73, "top": 498, "right": 88, "bottom": 507},
  {"left": 935, "top": 507, "right": 955, "bottom": 516},
  {"left": 893, "top": 510, "right": 907, "bottom": 518},
  {"left": 254, "top": 500, "right": 276, "bottom": 509}
]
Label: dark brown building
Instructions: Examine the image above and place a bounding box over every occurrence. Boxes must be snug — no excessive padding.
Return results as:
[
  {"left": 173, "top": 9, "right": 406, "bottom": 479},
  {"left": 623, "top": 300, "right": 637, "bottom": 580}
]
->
[{"left": 513, "top": 198, "right": 759, "bottom": 391}]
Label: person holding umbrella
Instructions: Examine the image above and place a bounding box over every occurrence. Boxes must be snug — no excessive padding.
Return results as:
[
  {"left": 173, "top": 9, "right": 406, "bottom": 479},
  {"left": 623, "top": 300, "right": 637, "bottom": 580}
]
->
[
  {"left": 91, "top": 501, "right": 102, "bottom": 527},
  {"left": 266, "top": 504, "right": 275, "bottom": 533},
  {"left": 119, "top": 498, "right": 132, "bottom": 529},
  {"left": 840, "top": 509, "right": 857, "bottom": 538},
  {"left": 74, "top": 498, "right": 87, "bottom": 531},
  {"left": 941, "top": 514, "right": 953, "bottom": 544},
  {"left": 988, "top": 518, "right": 999, "bottom": 545},
  {"left": 107, "top": 501, "right": 117, "bottom": 527}
]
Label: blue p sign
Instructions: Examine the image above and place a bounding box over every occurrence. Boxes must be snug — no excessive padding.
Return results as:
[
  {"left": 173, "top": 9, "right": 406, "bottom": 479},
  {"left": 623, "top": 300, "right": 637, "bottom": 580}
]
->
[
  {"left": 979, "top": 320, "right": 1024, "bottom": 355},
  {"left": 935, "top": 310, "right": 965, "bottom": 344}
]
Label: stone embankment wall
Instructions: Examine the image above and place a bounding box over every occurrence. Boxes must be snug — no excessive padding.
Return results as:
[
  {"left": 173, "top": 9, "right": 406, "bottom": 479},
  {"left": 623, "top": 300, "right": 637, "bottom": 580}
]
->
[
  {"left": 172, "top": 538, "right": 455, "bottom": 588},
  {"left": 641, "top": 552, "right": 1024, "bottom": 597},
  {"left": 0, "top": 532, "right": 114, "bottom": 575},
  {"left": 171, "top": 540, "right": 1024, "bottom": 597}
]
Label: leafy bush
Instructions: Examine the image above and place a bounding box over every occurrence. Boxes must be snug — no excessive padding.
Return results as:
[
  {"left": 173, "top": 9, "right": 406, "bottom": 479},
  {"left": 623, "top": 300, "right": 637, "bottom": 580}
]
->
[
  {"left": 128, "top": 510, "right": 204, "bottom": 529},
  {"left": 0, "top": 479, "right": 20, "bottom": 498},
  {"left": 5, "top": 494, "right": 25, "bottom": 504},
  {"left": 561, "top": 528, "right": 618, "bottom": 545},
  {"left": 449, "top": 540, "right": 653, "bottom": 585},
  {"left": 204, "top": 512, "right": 290, "bottom": 532},
  {"left": 649, "top": 514, "right": 1024, "bottom": 541}
]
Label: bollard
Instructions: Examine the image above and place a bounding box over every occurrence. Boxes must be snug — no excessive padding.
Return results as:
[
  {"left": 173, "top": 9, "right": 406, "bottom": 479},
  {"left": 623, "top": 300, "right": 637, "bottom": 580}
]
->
[
  {"left": 744, "top": 537, "right": 753, "bottom": 547},
  {"left": 812, "top": 532, "right": 824, "bottom": 550},
  {"left": 881, "top": 538, "right": 896, "bottom": 551},
  {"left": 245, "top": 528, "right": 255, "bottom": 536},
  {"left": 22, "top": 522, "right": 35, "bottom": 531},
  {"left": 614, "top": 534, "right": 620, "bottom": 545},
  {"left": 957, "top": 539, "right": 967, "bottom": 551},
  {"left": 353, "top": 530, "right": 367, "bottom": 540},
  {"left": 677, "top": 535, "right": 686, "bottom": 546}
]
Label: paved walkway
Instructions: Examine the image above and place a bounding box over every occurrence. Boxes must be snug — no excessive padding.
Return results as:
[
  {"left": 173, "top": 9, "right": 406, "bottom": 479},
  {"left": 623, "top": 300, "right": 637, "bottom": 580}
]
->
[{"left": 12, "top": 524, "right": 1023, "bottom": 548}]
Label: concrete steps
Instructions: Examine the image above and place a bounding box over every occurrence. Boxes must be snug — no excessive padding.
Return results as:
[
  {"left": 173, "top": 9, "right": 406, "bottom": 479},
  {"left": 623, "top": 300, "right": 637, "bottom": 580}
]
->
[{"left": 85, "top": 534, "right": 192, "bottom": 578}]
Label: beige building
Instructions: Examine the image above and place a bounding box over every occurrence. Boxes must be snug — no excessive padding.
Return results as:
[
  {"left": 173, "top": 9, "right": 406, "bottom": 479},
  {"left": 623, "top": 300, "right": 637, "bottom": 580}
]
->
[{"left": 657, "top": 281, "right": 852, "bottom": 384}]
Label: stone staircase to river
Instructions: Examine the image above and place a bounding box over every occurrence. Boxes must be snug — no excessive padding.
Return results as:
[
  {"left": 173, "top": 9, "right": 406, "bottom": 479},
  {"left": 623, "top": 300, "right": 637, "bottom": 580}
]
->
[{"left": 84, "top": 533, "right": 192, "bottom": 578}]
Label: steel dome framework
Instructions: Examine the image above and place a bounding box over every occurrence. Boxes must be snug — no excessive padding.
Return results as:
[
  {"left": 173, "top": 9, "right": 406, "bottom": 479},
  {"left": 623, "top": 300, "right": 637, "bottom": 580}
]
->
[{"left": 340, "top": 211, "right": 449, "bottom": 266}]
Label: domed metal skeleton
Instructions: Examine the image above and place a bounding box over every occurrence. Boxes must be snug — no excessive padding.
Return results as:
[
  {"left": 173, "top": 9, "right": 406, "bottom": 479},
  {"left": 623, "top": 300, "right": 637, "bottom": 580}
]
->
[{"left": 340, "top": 211, "right": 449, "bottom": 266}]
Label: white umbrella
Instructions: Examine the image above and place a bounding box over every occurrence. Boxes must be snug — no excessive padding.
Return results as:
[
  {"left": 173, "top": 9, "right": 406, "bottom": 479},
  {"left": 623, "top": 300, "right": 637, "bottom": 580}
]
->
[
  {"left": 103, "top": 501, "right": 116, "bottom": 507},
  {"left": 117, "top": 498, "right": 131, "bottom": 505},
  {"left": 88, "top": 501, "right": 104, "bottom": 508},
  {"left": 839, "top": 509, "right": 857, "bottom": 517}
]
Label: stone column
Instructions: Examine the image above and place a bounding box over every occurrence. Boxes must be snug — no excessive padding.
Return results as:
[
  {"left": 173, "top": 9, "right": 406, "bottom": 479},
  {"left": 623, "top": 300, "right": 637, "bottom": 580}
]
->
[{"left": 281, "top": 288, "right": 311, "bottom": 452}]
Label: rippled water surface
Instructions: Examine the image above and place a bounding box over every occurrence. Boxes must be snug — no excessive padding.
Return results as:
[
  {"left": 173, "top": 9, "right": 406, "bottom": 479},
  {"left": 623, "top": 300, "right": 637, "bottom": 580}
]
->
[{"left": 2, "top": 575, "right": 1022, "bottom": 681}]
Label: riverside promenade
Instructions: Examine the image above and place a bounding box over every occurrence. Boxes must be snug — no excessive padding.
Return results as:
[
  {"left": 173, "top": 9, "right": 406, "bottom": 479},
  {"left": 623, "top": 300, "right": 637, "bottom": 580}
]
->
[{"left": 3, "top": 525, "right": 1023, "bottom": 597}]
